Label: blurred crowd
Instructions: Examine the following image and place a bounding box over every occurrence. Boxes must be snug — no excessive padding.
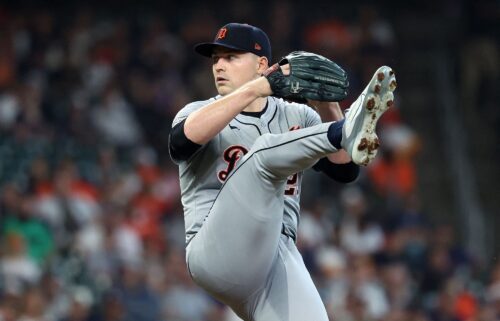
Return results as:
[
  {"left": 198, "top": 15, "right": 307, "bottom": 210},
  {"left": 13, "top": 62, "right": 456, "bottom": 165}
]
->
[{"left": 0, "top": 1, "right": 499, "bottom": 321}]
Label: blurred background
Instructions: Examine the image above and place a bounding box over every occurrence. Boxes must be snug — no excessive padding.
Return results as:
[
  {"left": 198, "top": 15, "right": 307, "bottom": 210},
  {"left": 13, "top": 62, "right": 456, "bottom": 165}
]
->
[{"left": 0, "top": 0, "right": 498, "bottom": 320}]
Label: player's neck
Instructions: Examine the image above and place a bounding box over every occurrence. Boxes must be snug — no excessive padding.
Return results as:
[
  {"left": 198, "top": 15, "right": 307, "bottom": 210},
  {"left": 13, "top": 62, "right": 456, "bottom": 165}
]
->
[{"left": 243, "top": 96, "right": 267, "bottom": 113}]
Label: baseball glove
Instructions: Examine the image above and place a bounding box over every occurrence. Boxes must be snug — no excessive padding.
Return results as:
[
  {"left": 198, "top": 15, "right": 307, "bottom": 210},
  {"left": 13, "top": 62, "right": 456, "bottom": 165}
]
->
[{"left": 263, "top": 51, "right": 348, "bottom": 102}]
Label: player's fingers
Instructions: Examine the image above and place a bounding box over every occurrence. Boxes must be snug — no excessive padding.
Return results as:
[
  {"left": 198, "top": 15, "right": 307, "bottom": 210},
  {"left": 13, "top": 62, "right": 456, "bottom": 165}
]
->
[{"left": 280, "top": 64, "right": 291, "bottom": 76}]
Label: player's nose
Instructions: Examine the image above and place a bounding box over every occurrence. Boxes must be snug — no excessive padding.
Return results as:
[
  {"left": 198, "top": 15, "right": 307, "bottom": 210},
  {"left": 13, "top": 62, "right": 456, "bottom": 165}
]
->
[
  {"left": 214, "top": 58, "right": 227, "bottom": 72},
  {"left": 215, "top": 64, "right": 225, "bottom": 73}
]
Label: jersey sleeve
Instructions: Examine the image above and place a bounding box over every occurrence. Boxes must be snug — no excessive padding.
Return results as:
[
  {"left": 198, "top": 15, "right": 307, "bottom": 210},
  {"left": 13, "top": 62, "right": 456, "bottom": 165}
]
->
[
  {"left": 169, "top": 120, "right": 203, "bottom": 163},
  {"left": 169, "top": 99, "right": 214, "bottom": 163},
  {"left": 172, "top": 101, "right": 202, "bottom": 128},
  {"left": 302, "top": 104, "right": 322, "bottom": 128}
]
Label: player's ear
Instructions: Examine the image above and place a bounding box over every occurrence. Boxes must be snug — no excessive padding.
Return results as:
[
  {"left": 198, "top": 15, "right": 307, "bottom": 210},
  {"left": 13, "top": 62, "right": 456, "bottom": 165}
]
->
[{"left": 257, "top": 56, "right": 269, "bottom": 74}]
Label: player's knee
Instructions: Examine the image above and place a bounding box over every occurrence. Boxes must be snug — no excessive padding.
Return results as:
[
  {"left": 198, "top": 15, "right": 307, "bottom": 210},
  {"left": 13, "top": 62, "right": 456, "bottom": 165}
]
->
[
  {"left": 251, "top": 133, "right": 274, "bottom": 151},
  {"left": 249, "top": 134, "right": 280, "bottom": 180},
  {"left": 249, "top": 134, "right": 272, "bottom": 166}
]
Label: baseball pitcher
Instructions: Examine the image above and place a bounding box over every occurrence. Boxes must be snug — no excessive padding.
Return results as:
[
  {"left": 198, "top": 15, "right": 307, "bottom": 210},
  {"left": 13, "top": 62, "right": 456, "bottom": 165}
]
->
[{"left": 169, "top": 23, "right": 396, "bottom": 321}]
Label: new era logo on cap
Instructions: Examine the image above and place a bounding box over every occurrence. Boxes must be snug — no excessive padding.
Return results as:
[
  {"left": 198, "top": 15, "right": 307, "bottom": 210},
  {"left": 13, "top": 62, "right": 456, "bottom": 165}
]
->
[{"left": 194, "top": 23, "right": 272, "bottom": 62}]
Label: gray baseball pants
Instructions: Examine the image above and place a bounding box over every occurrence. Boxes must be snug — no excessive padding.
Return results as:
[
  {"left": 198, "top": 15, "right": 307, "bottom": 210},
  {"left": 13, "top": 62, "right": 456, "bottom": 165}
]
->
[{"left": 186, "top": 122, "right": 337, "bottom": 321}]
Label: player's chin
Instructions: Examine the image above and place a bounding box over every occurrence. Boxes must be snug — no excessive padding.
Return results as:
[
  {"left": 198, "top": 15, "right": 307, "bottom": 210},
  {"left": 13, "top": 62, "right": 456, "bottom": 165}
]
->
[{"left": 216, "top": 85, "right": 233, "bottom": 96}]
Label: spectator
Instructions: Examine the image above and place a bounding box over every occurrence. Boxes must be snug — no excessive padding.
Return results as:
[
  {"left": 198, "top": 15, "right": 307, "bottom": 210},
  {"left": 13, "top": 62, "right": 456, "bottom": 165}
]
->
[
  {"left": 90, "top": 84, "right": 143, "bottom": 147},
  {"left": 339, "top": 186, "right": 384, "bottom": 256},
  {"left": 17, "top": 286, "right": 50, "bottom": 321},
  {"left": 33, "top": 160, "right": 98, "bottom": 254},
  {"left": 0, "top": 232, "right": 41, "bottom": 295},
  {"left": 349, "top": 255, "right": 390, "bottom": 319},
  {"left": 0, "top": 293, "right": 20, "bottom": 321},
  {"left": 162, "top": 250, "right": 216, "bottom": 320},
  {"left": 113, "top": 263, "right": 161, "bottom": 321},
  {"left": 59, "top": 286, "right": 94, "bottom": 321},
  {"left": 2, "top": 186, "right": 54, "bottom": 264}
]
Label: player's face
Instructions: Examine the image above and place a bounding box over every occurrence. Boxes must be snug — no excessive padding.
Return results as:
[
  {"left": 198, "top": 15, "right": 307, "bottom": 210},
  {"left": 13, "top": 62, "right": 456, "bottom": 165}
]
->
[{"left": 212, "top": 47, "right": 265, "bottom": 96}]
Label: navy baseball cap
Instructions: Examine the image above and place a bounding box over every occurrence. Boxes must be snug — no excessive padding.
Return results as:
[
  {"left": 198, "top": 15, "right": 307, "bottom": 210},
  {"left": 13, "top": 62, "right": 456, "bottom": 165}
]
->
[{"left": 194, "top": 23, "right": 272, "bottom": 62}]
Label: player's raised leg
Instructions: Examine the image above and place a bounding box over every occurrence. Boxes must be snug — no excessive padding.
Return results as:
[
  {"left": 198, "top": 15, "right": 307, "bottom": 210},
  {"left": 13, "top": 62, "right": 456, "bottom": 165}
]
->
[
  {"left": 244, "top": 66, "right": 398, "bottom": 174},
  {"left": 186, "top": 122, "right": 338, "bottom": 304}
]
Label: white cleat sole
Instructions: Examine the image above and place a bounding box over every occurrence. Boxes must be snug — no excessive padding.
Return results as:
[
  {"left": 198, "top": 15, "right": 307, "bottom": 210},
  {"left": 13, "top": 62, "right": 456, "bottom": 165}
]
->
[{"left": 343, "top": 66, "right": 397, "bottom": 166}]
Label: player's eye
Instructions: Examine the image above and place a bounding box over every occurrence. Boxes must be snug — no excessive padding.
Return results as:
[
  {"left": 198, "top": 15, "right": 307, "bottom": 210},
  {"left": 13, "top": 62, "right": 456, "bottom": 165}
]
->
[{"left": 212, "top": 56, "right": 220, "bottom": 64}]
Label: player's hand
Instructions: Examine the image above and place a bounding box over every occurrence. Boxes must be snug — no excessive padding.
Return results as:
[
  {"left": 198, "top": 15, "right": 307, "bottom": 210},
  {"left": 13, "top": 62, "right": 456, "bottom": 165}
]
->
[
  {"left": 280, "top": 64, "right": 290, "bottom": 76},
  {"left": 263, "top": 51, "right": 349, "bottom": 102}
]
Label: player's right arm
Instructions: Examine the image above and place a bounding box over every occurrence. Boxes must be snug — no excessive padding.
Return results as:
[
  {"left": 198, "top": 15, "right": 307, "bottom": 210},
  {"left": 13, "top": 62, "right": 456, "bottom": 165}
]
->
[
  {"left": 170, "top": 60, "right": 294, "bottom": 162},
  {"left": 169, "top": 76, "right": 272, "bottom": 163},
  {"left": 183, "top": 76, "right": 271, "bottom": 145}
]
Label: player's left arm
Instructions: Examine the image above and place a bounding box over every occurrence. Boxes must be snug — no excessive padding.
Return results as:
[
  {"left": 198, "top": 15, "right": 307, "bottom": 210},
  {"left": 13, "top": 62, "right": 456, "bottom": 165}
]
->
[{"left": 308, "top": 100, "right": 360, "bottom": 183}]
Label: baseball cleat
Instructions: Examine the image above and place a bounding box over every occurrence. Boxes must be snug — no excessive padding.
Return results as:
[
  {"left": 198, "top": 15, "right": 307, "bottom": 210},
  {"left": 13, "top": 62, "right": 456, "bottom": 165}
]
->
[{"left": 341, "top": 66, "right": 397, "bottom": 166}]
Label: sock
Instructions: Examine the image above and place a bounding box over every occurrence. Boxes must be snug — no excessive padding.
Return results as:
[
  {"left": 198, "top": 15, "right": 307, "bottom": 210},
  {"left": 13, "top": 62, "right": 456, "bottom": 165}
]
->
[{"left": 327, "top": 119, "right": 344, "bottom": 149}]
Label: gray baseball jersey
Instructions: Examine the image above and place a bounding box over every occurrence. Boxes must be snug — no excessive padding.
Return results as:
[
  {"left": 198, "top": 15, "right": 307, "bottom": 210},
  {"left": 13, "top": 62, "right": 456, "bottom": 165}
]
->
[
  {"left": 172, "top": 96, "right": 338, "bottom": 321},
  {"left": 172, "top": 96, "right": 321, "bottom": 245}
]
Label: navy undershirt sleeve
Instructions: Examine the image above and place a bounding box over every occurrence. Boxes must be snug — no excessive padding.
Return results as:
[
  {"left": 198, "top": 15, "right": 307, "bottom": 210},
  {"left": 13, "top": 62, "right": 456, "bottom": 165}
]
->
[
  {"left": 312, "top": 157, "right": 360, "bottom": 183},
  {"left": 168, "top": 119, "right": 202, "bottom": 162}
]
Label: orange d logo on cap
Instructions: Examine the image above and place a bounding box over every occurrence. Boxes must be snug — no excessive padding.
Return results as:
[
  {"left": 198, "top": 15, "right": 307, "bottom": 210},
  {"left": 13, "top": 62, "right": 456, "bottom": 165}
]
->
[
  {"left": 195, "top": 23, "right": 272, "bottom": 63},
  {"left": 216, "top": 28, "right": 227, "bottom": 40}
]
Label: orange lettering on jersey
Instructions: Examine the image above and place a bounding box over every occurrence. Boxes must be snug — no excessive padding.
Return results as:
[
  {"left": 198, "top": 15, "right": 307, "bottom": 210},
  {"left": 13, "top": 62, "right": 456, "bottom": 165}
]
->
[
  {"left": 254, "top": 43, "right": 262, "bottom": 50},
  {"left": 216, "top": 28, "right": 228, "bottom": 40}
]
